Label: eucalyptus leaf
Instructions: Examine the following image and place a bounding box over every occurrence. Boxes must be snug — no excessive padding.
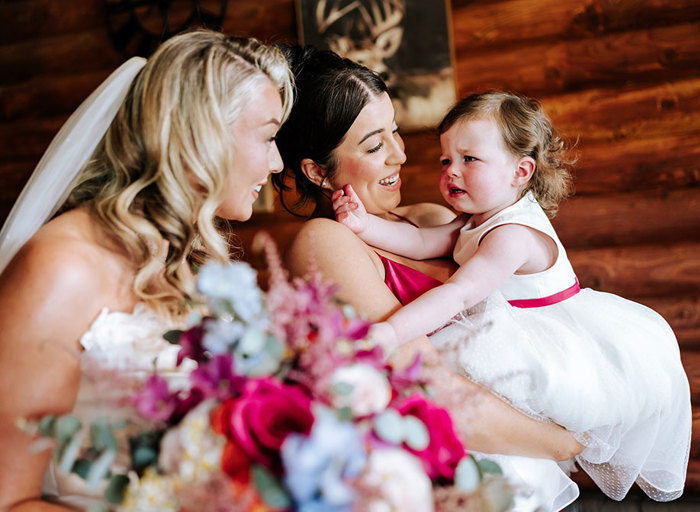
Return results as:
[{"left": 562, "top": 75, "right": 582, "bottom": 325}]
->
[
  {"left": 455, "top": 455, "right": 481, "bottom": 494},
  {"left": 373, "top": 409, "right": 404, "bottom": 445},
  {"left": 331, "top": 381, "right": 354, "bottom": 396},
  {"left": 477, "top": 458, "right": 503, "bottom": 475},
  {"left": 54, "top": 415, "right": 81, "bottom": 444},
  {"left": 87, "top": 504, "right": 110, "bottom": 512},
  {"left": 58, "top": 430, "right": 85, "bottom": 473},
  {"left": 132, "top": 445, "right": 158, "bottom": 471},
  {"left": 90, "top": 419, "right": 117, "bottom": 451},
  {"left": 104, "top": 474, "right": 130, "bottom": 504},
  {"left": 86, "top": 448, "right": 116, "bottom": 492},
  {"left": 163, "top": 329, "right": 183, "bottom": 344},
  {"left": 253, "top": 464, "right": 291, "bottom": 509},
  {"left": 336, "top": 406, "right": 353, "bottom": 422},
  {"left": 72, "top": 457, "right": 93, "bottom": 479},
  {"left": 129, "top": 431, "right": 163, "bottom": 473},
  {"left": 37, "top": 415, "right": 56, "bottom": 437},
  {"left": 402, "top": 415, "right": 430, "bottom": 451},
  {"left": 238, "top": 327, "right": 266, "bottom": 355}
]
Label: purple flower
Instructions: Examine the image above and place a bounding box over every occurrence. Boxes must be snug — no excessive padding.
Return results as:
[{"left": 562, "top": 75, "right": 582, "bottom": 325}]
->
[
  {"left": 177, "top": 324, "right": 206, "bottom": 365},
  {"left": 132, "top": 375, "right": 178, "bottom": 422},
  {"left": 189, "top": 354, "right": 245, "bottom": 401}
]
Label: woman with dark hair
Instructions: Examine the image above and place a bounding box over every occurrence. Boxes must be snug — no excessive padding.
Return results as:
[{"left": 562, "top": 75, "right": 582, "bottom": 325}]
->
[{"left": 273, "top": 44, "right": 584, "bottom": 511}]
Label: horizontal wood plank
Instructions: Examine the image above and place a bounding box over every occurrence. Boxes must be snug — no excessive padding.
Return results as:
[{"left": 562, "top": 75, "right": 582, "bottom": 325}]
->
[
  {"left": 451, "top": 0, "right": 700, "bottom": 50},
  {"left": 552, "top": 188, "right": 700, "bottom": 248},
  {"left": 568, "top": 241, "right": 700, "bottom": 299},
  {"left": 454, "top": 21, "right": 700, "bottom": 96},
  {"left": 541, "top": 78, "right": 700, "bottom": 145}
]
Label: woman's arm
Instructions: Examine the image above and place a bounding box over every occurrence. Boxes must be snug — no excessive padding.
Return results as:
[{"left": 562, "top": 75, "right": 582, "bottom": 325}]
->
[
  {"left": 396, "top": 336, "right": 583, "bottom": 461},
  {"left": 285, "top": 218, "right": 406, "bottom": 320},
  {"left": 284, "top": 219, "right": 583, "bottom": 460},
  {"left": 0, "top": 239, "right": 106, "bottom": 511}
]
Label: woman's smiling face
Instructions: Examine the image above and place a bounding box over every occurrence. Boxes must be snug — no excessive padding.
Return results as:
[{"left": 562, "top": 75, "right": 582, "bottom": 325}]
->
[{"left": 329, "top": 92, "right": 407, "bottom": 215}]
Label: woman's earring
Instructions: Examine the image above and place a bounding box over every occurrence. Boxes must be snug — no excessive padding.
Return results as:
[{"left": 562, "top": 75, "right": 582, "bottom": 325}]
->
[{"left": 319, "top": 176, "right": 328, "bottom": 190}]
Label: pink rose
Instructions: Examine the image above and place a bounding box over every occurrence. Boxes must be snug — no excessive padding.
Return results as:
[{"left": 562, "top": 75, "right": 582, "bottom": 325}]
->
[
  {"left": 225, "top": 378, "right": 314, "bottom": 471},
  {"left": 396, "top": 394, "right": 466, "bottom": 480}
]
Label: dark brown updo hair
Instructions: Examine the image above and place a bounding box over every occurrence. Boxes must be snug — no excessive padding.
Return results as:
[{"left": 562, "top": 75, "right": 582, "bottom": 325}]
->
[{"left": 272, "top": 44, "right": 388, "bottom": 215}]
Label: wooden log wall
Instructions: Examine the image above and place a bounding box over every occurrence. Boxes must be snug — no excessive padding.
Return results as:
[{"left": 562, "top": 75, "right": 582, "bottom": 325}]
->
[{"left": 2, "top": 0, "right": 699, "bottom": 497}]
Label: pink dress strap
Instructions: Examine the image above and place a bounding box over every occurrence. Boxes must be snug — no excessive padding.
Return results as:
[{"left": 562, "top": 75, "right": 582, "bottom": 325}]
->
[
  {"left": 377, "top": 253, "right": 442, "bottom": 305},
  {"left": 380, "top": 212, "right": 442, "bottom": 304}
]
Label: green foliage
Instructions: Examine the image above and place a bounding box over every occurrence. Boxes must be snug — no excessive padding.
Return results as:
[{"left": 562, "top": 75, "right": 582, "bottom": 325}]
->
[{"left": 253, "top": 464, "right": 291, "bottom": 509}]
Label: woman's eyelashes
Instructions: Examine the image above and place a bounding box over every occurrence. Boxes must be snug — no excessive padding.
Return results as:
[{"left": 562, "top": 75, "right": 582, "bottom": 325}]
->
[
  {"left": 366, "top": 126, "right": 400, "bottom": 154},
  {"left": 367, "top": 140, "right": 383, "bottom": 153}
]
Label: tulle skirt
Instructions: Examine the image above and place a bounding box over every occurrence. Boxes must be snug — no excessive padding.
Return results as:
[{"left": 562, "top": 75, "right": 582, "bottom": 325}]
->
[{"left": 429, "top": 288, "right": 691, "bottom": 504}]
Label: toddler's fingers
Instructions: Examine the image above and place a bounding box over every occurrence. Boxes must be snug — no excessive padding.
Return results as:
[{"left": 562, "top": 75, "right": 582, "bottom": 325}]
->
[
  {"left": 331, "top": 189, "right": 344, "bottom": 201},
  {"left": 332, "top": 195, "right": 352, "bottom": 211},
  {"left": 334, "top": 203, "right": 358, "bottom": 217}
]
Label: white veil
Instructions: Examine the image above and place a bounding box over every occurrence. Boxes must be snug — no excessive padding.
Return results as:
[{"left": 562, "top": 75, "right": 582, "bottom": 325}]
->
[{"left": 0, "top": 57, "right": 147, "bottom": 275}]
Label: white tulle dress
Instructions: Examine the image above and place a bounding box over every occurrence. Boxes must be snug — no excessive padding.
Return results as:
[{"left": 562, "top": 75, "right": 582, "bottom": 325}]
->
[
  {"left": 429, "top": 192, "right": 692, "bottom": 509},
  {"left": 41, "top": 304, "right": 189, "bottom": 509}
]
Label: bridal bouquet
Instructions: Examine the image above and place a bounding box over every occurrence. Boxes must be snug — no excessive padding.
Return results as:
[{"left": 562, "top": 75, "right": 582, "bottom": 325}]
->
[{"left": 29, "top": 236, "right": 513, "bottom": 512}]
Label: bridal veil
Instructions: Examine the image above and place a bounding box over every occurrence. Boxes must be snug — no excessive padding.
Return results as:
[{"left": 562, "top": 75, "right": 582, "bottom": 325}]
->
[{"left": 0, "top": 57, "right": 146, "bottom": 274}]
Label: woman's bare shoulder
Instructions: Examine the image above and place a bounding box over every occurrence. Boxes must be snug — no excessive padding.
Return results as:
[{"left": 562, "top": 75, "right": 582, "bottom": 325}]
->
[
  {"left": 284, "top": 217, "right": 403, "bottom": 321},
  {"left": 285, "top": 217, "right": 375, "bottom": 271},
  {"left": 393, "top": 202, "right": 457, "bottom": 227},
  {"left": 0, "top": 212, "right": 133, "bottom": 334}
]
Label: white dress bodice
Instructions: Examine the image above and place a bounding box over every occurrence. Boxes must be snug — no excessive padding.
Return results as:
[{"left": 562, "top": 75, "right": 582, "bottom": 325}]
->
[
  {"left": 453, "top": 191, "right": 577, "bottom": 300},
  {"left": 42, "top": 304, "right": 190, "bottom": 509}
]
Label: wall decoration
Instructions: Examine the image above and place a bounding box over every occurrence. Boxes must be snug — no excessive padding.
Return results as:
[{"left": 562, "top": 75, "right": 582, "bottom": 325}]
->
[
  {"left": 105, "top": 0, "right": 229, "bottom": 57},
  {"left": 296, "top": 0, "right": 457, "bottom": 131}
]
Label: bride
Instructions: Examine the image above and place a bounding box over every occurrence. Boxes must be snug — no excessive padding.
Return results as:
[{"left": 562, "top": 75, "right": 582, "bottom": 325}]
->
[{"left": 0, "top": 30, "right": 292, "bottom": 511}]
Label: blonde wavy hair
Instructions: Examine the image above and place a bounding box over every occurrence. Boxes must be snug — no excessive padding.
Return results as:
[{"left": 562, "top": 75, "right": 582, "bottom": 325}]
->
[
  {"left": 61, "top": 30, "right": 293, "bottom": 316},
  {"left": 438, "top": 91, "right": 575, "bottom": 217}
]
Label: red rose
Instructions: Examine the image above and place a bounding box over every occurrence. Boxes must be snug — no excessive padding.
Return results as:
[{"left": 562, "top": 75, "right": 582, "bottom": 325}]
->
[
  {"left": 396, "top": 394, "right": 466, "bottom": 480},
  {"left": 223, "top": 378, "right": 314, "bottom": 471}
]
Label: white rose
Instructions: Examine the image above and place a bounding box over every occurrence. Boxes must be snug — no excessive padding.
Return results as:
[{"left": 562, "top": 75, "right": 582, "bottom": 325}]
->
[
  {"left": 362, "top": 448, "right": 434, "bottom": 512},
  {"left": 158, "top": 400, "right": 225, "bottom": 481},
  {"left": 330, "top": 363, "right": 391, "bottom": 417}
]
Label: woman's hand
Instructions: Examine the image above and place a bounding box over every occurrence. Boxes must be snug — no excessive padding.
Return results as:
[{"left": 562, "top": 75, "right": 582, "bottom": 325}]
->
[{"left": 332, "top": 184, "right": 367, "bottom": 234}]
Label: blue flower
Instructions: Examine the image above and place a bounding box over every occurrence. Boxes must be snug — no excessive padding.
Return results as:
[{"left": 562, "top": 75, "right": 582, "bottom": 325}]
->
[
  {"left": 197, "top": 262, "right": 263, "bottom": 322},
  {"left": 201, "top": 318, "right": 244, "bottom": 354},
  {"left": 281, "top": 408, "right": 366, "bottom": 512}
]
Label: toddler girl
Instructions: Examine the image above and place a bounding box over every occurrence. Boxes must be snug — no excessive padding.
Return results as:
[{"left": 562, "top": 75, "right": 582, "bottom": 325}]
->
[{"left": 333, "top": 91, "right": 691, "bottom": 503}]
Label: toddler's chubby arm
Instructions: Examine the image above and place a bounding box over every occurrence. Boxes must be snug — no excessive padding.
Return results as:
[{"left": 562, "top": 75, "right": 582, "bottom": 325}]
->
[
  {"left": 375, "top": 224, "right": 540, "bottom": 349},
  {"left": 333, "top": 184, "right": 465, "bottom": 260}
]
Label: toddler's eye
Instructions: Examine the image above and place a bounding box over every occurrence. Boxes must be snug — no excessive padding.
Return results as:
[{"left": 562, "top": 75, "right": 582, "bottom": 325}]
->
[
  {"left": 440, "top": 158, "right": 451, "bottom": 166},
  {"left": 464, "top": 155, "right": 477, "bottom": 162}
]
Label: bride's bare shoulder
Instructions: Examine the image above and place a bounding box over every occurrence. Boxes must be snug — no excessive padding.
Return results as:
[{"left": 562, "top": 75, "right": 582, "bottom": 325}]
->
[{"left": 1, "top": 209, "right": 131, "bottom": 305}]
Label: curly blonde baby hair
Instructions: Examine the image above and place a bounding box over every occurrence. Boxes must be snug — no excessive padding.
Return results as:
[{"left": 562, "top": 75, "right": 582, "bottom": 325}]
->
[
  {"left": 438, "top": 91, "right": 575, "bottom": 217},
  {"left": 61, "top": 29, "right": 293, "bottom": 316}
]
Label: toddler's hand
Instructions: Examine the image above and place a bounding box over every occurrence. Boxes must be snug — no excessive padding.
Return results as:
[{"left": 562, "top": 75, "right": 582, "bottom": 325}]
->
[
  {"left": 332, "top": 184, "right": 367, "bottom": 234},
  {"left": 368, "top": 321, "right": 400, "bottom": 356}
]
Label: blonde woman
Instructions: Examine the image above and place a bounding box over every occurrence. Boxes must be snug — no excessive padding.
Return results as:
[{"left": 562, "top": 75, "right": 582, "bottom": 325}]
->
[{"left": 0, "top": 30, "right": 292, "bottom": 510}]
